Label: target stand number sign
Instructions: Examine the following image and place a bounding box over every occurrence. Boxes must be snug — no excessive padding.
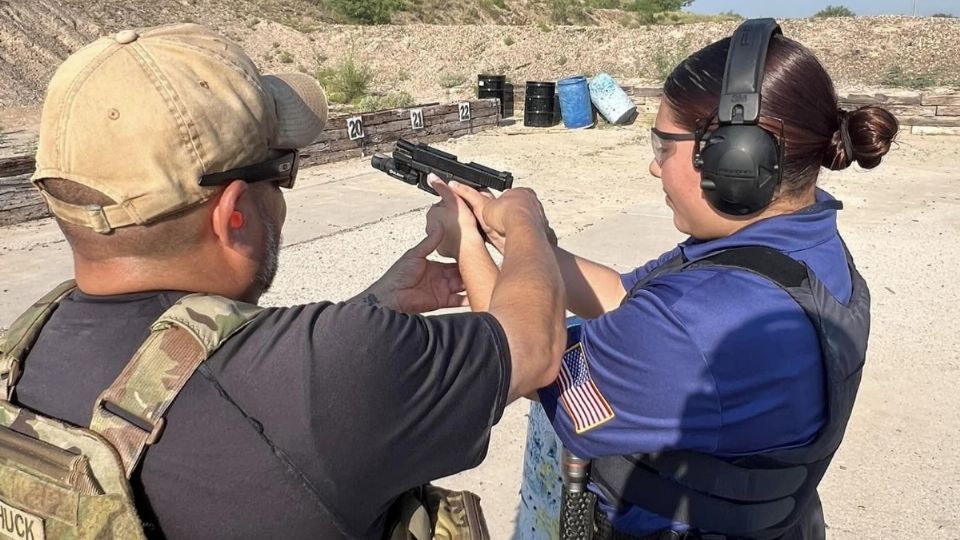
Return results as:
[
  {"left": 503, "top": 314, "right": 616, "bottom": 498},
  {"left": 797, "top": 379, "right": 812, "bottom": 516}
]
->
[
  {"left": 410, "top": 108, "right": 425, "bottom": 130},
  {"left": 347, "top": 116, "right": 365, "bottom": 140},
  {"left": 458, "top": 102, "right": 471, "bottom": 122}
]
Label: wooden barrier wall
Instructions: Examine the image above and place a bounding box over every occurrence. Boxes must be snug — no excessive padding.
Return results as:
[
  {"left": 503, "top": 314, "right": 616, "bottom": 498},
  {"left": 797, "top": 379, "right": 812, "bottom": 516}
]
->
[
  {"left": 3, "top": 87, "right": 959, "bottom": 227},
  {"left": 0, "top": 99, "right": 500, "bottom": 227},
  {"left": 0, "top": 156, "right": 43, "bottom": 227}
]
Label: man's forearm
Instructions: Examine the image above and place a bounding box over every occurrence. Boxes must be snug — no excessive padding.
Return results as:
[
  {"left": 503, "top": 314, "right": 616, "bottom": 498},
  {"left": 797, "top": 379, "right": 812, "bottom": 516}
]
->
[
  {"left": 489, "top": 213, "right": 566, "bottom": 402},
  {"left": 555, "top": 247, "right": 627, "bottom": 319}
]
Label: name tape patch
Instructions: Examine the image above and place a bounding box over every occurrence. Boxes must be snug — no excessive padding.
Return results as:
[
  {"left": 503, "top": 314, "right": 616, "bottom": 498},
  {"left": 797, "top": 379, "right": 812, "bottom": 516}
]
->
[{"left": 0, "top": 499, "right": 45, "bottom": 540}]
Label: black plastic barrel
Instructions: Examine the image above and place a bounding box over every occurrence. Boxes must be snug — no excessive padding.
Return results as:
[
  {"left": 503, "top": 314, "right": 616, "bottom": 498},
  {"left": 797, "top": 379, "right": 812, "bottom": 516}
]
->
[
  {"left": 479, "top": 74, "right": 514, "bottom": 117},
  {"left": 524, "top": 81, "right": 558, "bottom": 127},
  {"left": 502, "top": 82, "right": 515, "bottom": 118},
  {"left": 478, "top": 74, "right": 505, "bottom": 99}
]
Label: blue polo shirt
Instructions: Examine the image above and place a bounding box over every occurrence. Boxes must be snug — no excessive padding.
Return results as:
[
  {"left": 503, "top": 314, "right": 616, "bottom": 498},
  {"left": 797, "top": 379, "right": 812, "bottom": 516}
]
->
[{"left": 538, "top": 189, "right": 852, "bottom": 535}]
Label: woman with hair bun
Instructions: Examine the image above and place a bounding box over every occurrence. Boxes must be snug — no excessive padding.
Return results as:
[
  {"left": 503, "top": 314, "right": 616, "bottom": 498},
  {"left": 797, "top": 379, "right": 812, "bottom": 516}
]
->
[{"left": 428, "top": 19, "right": 898, "bottom": 540}]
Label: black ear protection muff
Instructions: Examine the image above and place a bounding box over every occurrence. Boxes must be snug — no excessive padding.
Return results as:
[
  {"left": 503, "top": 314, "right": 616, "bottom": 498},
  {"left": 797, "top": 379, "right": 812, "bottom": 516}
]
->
[{"left": 693, "top": 18, "right": 784, "bottom": 216}]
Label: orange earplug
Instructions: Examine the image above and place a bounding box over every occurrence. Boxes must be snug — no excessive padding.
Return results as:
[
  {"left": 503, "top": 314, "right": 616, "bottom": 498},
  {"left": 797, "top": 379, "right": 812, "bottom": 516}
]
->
[{"left": 230, "top": 211, "right": 245, "bottom": 229}]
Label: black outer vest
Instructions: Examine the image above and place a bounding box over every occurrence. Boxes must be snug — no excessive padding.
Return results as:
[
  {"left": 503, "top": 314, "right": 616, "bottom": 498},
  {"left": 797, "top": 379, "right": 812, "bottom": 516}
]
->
[{"left": 591, "top": 243, "right": 870, "bottom": 540}]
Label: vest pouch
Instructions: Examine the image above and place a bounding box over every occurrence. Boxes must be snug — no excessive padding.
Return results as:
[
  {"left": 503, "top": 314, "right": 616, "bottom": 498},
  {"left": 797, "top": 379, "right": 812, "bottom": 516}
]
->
[
  {"left": 386, "top": 484, "right": 491, "bottom": 540},
  {"left": 1, "top": 286, "right": 263, "bottom": 540},
  {"left": 0, "top": 421, "right": 144, "bottom": 540}
]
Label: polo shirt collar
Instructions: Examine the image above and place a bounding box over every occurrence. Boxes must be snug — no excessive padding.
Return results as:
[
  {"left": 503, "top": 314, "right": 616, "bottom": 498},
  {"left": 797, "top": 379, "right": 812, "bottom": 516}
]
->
[{"left": 679, "top": 189, "right": 842, "bottom": 262}]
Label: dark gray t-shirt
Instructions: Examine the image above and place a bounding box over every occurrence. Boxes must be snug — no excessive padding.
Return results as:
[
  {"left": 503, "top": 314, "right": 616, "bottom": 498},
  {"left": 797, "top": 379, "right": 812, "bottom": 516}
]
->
[{"left": 14, "top": 290, "right": 511, "bottom": 539}]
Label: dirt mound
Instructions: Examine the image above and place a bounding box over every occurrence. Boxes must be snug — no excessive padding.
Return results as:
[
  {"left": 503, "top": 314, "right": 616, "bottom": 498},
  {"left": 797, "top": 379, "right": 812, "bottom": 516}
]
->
[
  {"left": 1, "top": 1, "right": 958, "bottom": 114},
  {"left": 248, "top": 17, "right": 960, "bottom": 106},
  {"left": 0, "top": 0, "right": 98, "bottom": 106}
]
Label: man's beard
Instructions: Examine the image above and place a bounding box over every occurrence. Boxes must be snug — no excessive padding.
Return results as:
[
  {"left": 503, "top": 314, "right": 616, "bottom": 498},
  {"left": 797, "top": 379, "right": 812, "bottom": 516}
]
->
[{"left": 252, "top": 201, "right": 281, "bottom": 297}]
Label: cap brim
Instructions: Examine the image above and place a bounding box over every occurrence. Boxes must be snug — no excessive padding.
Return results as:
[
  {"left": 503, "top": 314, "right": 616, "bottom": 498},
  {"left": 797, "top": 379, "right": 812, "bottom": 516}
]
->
[{"left": 263, "top": 73, "right": 328, "bottom": 149}]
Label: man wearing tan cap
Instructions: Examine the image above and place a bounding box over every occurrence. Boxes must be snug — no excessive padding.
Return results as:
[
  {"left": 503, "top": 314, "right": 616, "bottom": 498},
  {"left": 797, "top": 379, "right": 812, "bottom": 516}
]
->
[{"left": 3, "top": 24, "right": 565, "bottom": 539}]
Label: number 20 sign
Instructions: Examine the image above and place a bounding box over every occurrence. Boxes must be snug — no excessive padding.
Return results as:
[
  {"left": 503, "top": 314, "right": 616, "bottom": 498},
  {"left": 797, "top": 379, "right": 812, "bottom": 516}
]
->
[{"left": 347, "top": 116, "right": 365, "bottom": 140}]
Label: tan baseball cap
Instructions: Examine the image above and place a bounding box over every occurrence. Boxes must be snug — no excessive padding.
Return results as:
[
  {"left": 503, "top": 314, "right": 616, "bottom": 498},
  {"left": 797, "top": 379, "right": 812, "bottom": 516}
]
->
[{"left": 32, "top": 23, "right": 328, "bottom": 233}]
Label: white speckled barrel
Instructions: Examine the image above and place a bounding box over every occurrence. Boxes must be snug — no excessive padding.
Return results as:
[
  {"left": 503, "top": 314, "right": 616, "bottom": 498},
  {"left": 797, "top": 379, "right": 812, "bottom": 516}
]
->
[
  {"left": 589, "top": 73, "right": 637, "bottom": 125},
  {"left": 514, "top": 401, "right": 563, "bottom": 540}
]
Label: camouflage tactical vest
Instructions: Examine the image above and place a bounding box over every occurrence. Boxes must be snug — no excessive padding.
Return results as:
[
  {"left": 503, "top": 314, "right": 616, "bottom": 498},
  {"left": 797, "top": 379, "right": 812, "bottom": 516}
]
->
[{"left": 0, "top": 281, "right": 263, "bottom": 539}]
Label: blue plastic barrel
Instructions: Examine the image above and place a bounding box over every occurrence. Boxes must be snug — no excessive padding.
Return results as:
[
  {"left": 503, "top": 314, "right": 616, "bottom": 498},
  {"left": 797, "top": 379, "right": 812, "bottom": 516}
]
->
[
  {"left": 556, "top": 75, "right": 593, "bottom": 129},
  {"left": 589, "top": 72, "right": 637, "bottom": 124}
]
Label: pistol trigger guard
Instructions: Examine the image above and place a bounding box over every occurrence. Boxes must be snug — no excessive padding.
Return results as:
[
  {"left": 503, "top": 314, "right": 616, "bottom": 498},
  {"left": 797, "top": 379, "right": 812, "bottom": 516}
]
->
[{"left": 419, "top": 177, "right": 439, "bottom": 196}]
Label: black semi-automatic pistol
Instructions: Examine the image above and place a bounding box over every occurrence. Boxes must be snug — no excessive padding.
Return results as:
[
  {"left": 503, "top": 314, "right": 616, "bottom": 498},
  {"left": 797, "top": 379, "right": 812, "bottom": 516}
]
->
[{"left": 371, "top": 138, "right": 513, "bottom": 196}]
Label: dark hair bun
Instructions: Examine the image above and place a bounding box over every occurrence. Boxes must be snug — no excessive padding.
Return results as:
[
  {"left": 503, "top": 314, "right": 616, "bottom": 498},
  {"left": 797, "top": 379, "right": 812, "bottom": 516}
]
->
[{"left": 824, "top": 106, "right": 899, "bottom": 171}]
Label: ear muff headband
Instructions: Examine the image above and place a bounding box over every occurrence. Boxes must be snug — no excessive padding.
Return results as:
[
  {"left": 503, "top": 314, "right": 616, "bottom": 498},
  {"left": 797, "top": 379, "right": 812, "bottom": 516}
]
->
[
  {"left": 694, "top": 18, "right": 786, "bottom": 216},
  {"left": 719, "top": 19, "right": 782, "bottom": 125}
]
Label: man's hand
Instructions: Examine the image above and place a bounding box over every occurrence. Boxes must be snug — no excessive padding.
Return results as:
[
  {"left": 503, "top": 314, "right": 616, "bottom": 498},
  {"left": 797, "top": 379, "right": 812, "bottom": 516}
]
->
[
  {"left": 425, "top": 175, "right": 485, "bottom": 259},
  {"left": 352, "top": 228, "right": 468, "bottom": 313},
  {"left": 448, "top": 182, "right": 556, "bottom": 253}
]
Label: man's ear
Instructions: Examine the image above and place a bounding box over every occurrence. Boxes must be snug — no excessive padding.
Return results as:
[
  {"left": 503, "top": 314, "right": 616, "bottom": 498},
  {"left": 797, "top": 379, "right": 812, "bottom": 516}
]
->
[{"left": 211, "top": 180, "right": 250, "bottom": 246}]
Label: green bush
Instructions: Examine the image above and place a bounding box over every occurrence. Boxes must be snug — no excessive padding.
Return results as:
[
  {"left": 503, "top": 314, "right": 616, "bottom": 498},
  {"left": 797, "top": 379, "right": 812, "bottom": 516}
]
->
[
  {"left": 626, "top": 0, "right": 694, "bottom": 24},
  {"left": 813, "top": 5, "right": 855, "bottom": 18},
  {"left": 630, "top": 0, "right": 693, "bottom": 10},
  {"left": 315, "top": 57, "right": 373, "bottom": 103},
  {"left": 356, "top": 92, "right": 416, "bottom": 112},
  {"left": 438, "top": 72, "right": 467, "bottom": 88},
  {"left": 326, "top": 0, "right": 404, "bottom": 24},
  {"left": 503, "top": 35, "right": 515, "bottom": 46},
  {"left": 879, "top": 66, "right": 939, "bottom": 89},
  {"left": 585, "top": 0, "right": 623, "bottom": 8},
  {"left": 931, "top": 13, "right": 955, "bottom": 18},
  {"left": 549, "top": 0, "right": 587, "bottom": 24},
  {"left": 550, "top": 0, "right": 572, "bottom": 23},
  {"left": 478, "top": 0, "right": 507, "bottom": 13}
]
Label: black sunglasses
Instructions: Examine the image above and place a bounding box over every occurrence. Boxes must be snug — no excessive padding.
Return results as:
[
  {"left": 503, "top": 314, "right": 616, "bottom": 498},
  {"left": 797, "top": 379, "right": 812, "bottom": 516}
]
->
[{"left": 198, "top": 150, "right": 300, "bottom": 189}]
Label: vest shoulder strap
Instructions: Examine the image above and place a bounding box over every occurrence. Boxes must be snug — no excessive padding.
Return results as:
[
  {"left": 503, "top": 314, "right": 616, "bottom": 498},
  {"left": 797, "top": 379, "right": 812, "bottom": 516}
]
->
[
  {"left": 623, "top": 246, "right": 807, "bottom": 306},
  {"left": 88, "top": 294, "right": 264, "bottom": 476},
  {"left": 689, "top": 246, "right": 808, "bottom": 290},
  {"left": 0, "top": 280, "right": 77, "bottom": 401}
]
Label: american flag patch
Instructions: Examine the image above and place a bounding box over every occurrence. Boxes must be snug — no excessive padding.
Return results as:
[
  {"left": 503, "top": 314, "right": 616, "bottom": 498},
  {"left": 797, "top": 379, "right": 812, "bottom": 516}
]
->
[{"left": 557, "top": 342, "right": 615, "bottom": 434}]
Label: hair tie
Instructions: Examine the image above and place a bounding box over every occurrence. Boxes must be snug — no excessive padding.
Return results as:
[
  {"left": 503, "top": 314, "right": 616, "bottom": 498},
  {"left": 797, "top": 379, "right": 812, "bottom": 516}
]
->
[{"left": 839, "top": 110, "right": 855, "bottom": 162}]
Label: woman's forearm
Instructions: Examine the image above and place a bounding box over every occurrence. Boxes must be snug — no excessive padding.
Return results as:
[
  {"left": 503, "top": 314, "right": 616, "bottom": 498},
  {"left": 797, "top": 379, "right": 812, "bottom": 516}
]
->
[
  {"left": 555, "top": 247, "right": 627, "bottom": 319},
  {"left": 457, "top": 234, "right": 499, "bottom": 312}
]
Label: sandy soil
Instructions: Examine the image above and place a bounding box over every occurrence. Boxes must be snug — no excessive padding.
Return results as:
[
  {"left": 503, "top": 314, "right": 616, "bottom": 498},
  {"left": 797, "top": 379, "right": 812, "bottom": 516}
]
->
[{"left": 0, "top": 124, "right": 958, "bottom": 538}]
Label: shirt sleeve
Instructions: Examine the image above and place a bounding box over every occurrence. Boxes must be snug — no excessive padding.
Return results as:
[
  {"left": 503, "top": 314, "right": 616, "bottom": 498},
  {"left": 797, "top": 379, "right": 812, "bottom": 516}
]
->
[
  {"left": 323, "top": 303, "right": 510, "bottom": 503},
  {"left": 620, "top": 247, "right": 683, "bottom": 292},
  {"left": 538, "top": 276, "right": 721, "bottom": 459},
  {"left": 218, "top": 301, "right": 510, "bottom": 535}
]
